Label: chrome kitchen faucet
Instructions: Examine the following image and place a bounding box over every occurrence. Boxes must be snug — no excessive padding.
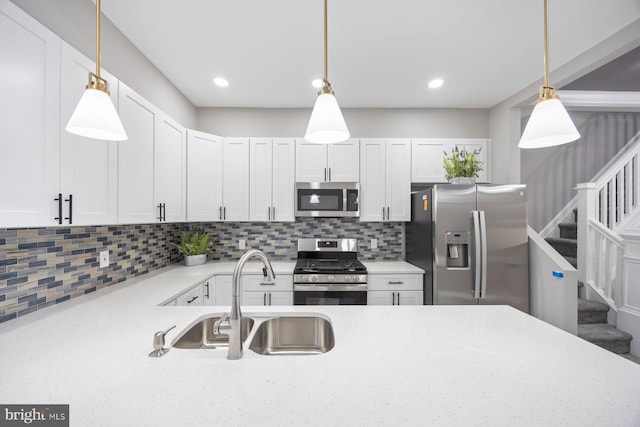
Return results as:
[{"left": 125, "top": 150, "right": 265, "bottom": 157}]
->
[{"left": 214, "top": 249, "right": 276, "bottom": 360}]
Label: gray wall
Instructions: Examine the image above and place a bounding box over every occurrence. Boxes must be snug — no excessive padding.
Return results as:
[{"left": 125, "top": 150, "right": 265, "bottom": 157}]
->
[
  {"left": 197, "top": 107, "right": 490, "bottom": 137},
  {"left": 10, "top": 0, "right": 197, "bottom": 128},
  {"left": 522, "top": 112, "right": 640, "bottom": 231}
]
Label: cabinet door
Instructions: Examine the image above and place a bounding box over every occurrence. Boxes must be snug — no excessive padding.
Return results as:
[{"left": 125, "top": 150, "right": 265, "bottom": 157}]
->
[
  {"left": 59, "top": 42, "right": 118, "bottom": 226},
  {"left": 367, "top": 290, "right": 394, "bottom": 306},
  {"left": 249, "top": 138, "right": 273, "bottom": 222},
  {"left": 328, "top": 139, "right": 359, "bottom": 182},
  {"left": 411, "top": 139, "right": 447, "bottom": 183},
  {"left": 155, "top": 113, "right": 186, "bottom": 222},
  {"left": 242, "top": 291, "right": 267, "bottom": 306},
  {"left": 450, "top": 138, "right": 490, "bottom": 183},
  {"left": 117, "top": 83, "right": 155, "bottom": 223},
  {"left": 359, "top": 139, "right": 386, "bottom": 222},
  {"left": 272, "top": 138, "right": 295, "bottom": 222},
  {"left": 396, "top": 291, "right": 423, "bottom": 306},
  {"left": 295, "top": 140, "right": 328, "bottom": 182},
  {"left": 386, "top": 139, "right": 411, "bottom": 221},
  {"left": 186, "top": 130, "right": 222, "bottom": 221},
  {"left": 202, "top": 279, "right": 215, "bottom": 306},
  {"left": 269, "top": 291, "right": 293, "bottom": 306},
  {"left": 222, "top": 138, "right": 249, "bottom": 221},
  {"left": 215, "top": 275, "right": 233, "bottom": 306},
  {"left": 0, "top": 2, "right": 60, "bottom": 227}
]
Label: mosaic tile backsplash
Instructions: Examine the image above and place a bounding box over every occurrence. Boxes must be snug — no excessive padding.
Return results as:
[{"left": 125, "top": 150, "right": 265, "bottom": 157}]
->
[{"left": 0, "top": 219, "right": 404, "bottom": 323}]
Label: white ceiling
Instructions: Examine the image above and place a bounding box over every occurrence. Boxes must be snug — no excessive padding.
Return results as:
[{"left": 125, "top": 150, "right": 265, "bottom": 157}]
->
[{"left": 99, "top": 0, "right": 640, "bottom": 109}]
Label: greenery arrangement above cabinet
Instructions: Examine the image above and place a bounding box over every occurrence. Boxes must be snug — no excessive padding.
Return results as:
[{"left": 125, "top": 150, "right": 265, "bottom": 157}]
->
[{"left": 412, "top": 138, "right": 490, "bottom": 183}]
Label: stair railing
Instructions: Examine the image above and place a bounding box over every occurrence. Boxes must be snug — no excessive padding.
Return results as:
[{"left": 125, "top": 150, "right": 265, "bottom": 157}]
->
[{"left": 577, "top": 132, "right": 640, "bottom": 310}]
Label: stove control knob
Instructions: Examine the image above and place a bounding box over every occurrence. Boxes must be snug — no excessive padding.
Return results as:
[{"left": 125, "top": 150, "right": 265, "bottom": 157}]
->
[
  {"left": 328, "top": 275, "right": 334, "bottom": 282},
  {"left": 311, "top": 276, "right": 317, "bottom": 283}
]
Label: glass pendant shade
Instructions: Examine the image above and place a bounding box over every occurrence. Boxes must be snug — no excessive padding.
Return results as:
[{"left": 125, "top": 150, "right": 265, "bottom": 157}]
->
[
  {"left": 65, "top": 88, "right": 128, "bottom": 141},
  {"left": 518, "top": 98, "right": 579, "bottom": 149},
  {"left": 305, "top": 92, "right": 350, "bottom": 144}
]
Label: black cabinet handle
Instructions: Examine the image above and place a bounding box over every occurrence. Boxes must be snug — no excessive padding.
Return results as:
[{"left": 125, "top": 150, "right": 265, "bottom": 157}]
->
[
  {"left": 187, "top": 295, "right": 198, "bottom": 304},
  {"left": 223, "top": 207, "right": 226, "bottom": 220},
  {"left": 397, "top": 292, "right": 400, "bottom": 306},
  {"left": 328, "top": 167, "right": 331, "bottom": 181},
  {"left": 324, "top": 167, "right": 327, "bottom": 182},
  {"left": 64, "top": 194, "right": 73, "bottom": 224},
  {"left": 272, "top": 206, "right": 275, "bottom": 220},
  {"left": 218, "top": 206, "right": 222, "bottom": 220},
  {"left": 392, "top": 292, "right": 395, "bottom": 305},
  {"left": 54, "top": 193, "right": 62, "bottom": 224},
  {"left": 263, "top": 293, "right": 267, "bottom": 306},
  {"left": 161, "top": 203, "right": 166, "bottom": 221},
  {"left": 157, "top": 203, "right": 163, "bottom": 221},
  {"left": 269, "top": 293, "right": 272, "bottom": 306},
  {"left": 204, "top": 282, "right": 210, "bottom": 298}
]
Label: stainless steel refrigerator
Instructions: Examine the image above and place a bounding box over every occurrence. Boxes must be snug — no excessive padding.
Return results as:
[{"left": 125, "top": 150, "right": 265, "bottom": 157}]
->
[{"left": 406, "top": 184, "right": 529, "bottom": 313}]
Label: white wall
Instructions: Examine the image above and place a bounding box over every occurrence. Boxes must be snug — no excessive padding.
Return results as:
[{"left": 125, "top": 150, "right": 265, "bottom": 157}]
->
[
  {"left": 196, "top": 107, "right": 490, "bottom": 138},
  {"left": 618, "top": 231, "right": 640, "bottom": 356},
  {"left": 10, "top": 0, "right": 197, "bottom": 128}
]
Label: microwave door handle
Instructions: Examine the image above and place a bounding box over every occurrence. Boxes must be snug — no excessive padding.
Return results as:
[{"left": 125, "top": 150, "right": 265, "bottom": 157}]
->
[
  {"left": 472, "top": 211, "right": 482, "bottom": 300},
  {"left": 479, "top": 210, "right": 488, "bottom": 299}
]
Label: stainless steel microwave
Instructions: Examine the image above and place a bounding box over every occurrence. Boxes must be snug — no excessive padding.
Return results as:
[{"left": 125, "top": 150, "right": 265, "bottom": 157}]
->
[{"left": 295, "top": 182, "right": 359, "bottom": 217}]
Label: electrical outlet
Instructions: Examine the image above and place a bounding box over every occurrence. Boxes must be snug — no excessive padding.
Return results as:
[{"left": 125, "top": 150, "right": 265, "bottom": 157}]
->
[
  {"left": 239, "top": 239, "right": 246, "bottom": 250},
  {"left": 99, "top": 250, "right": 109, "bottom": 268},
  {"left": 371, "top": 238, "right": 378, "bottom": 249}
]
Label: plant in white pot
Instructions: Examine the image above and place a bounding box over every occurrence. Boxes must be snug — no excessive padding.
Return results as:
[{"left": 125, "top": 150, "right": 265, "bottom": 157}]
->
[
  {"left": 443, "top": 146, "right": 484, "bottom": 184},
  {"left": 171, "top": 229, "right": 214, "bottom": 266}
]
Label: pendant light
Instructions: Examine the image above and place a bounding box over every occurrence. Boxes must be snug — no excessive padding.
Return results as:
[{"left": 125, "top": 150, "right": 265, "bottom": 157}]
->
[
  {"left": 305, "top": 0, "right": 350, "bottom": 144},
  {"left": 65, "top": 0, "right": 127, "bottom": 141},
  {"left": 518, "top": 0, "right": 579, "bottom": 149}
]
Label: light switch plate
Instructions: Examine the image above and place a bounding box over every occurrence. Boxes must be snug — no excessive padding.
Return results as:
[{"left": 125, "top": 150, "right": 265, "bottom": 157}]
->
[
  {"left": 99, "top": 250, "right": 109, "bottom": 268},
  {"left": 371, "top": 238, "right": 378, "bottom": 249},
  {"left": 239, "top": 239, "right": 246, "bottom": 250}
]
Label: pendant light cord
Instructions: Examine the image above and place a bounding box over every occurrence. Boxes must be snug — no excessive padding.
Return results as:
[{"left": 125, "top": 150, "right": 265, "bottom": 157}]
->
[
  {"left": 323, "top": 0, "right": 328, "bottom": 82},
  {"left": 543, "top": 0, "right": 549, "bottom": 88},
  {"left": 96, "top": 0, "right": 101, "bottom": 78}
]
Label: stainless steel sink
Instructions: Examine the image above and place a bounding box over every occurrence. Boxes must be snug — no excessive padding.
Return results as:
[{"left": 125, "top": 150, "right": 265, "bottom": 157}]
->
[
  {"left": 248, "top": 315, "right": 335, "bottom": 356},
  {"left": 171, "top": 314, "right": 254, "bottom": 349}
]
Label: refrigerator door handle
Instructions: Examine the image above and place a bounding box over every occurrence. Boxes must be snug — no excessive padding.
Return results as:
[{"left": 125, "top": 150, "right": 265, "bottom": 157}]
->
[
  {"left": 472, "top": 211, "right": 482, "bottom": 300},
  {"left": 479, "top": 210, "right": 488, "bottom": 299}
]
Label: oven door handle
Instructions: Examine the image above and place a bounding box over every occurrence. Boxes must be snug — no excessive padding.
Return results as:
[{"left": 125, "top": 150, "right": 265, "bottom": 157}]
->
[{"left": 294, "top": 283, "right": 368, "bottom": 292}]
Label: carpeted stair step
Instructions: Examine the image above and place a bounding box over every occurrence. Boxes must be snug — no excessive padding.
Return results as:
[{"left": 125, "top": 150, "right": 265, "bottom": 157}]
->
[
  {"left": 578, "top": 324, "right": 633, "bottom": 354},
  {"left": 621, "top": 353, "right": 640, "bottom": 365},
  {"left": 545, "top": 237, "right": 577, "bottom": 258},
  {"left": 578, "top": 298, "right": 609, "bottom": 324},
  {"left": 565, "top": 256, "right": 577, "bottom": 268},
  {"left": 558, "top": 222, "right": 577, "bottom": 239}
]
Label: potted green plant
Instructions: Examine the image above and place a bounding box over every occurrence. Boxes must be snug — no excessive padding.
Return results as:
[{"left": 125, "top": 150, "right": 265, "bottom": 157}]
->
[
  {"left": 443, "top": 146, "right": 484, "bottom": 183},
  {"left": 170, "top": 229, "right": 214, "bottom": 266}
]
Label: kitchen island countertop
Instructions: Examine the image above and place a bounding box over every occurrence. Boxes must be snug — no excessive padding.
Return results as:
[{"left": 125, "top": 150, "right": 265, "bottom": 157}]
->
[{"left": 0, "top": 262, "right": 639, "bottom": 426}]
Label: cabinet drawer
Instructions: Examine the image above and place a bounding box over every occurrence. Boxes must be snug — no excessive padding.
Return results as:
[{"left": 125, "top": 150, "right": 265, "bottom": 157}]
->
[
  {"left": 241, "top": 275, "right": 293, "bottom": 292},
  {"left": 367, "top": 275, "right": 422, "bottom": 291},
  {"left": 176, "top": 285, "right": 203, "bottom": 306}
]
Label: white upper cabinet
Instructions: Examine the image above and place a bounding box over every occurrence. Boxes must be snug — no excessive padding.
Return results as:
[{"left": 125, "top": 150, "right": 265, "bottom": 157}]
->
[
  {"left": 0, "top": 2, "right": 61, "bottom": 227},
  {"left": 154, "top": 113, "right": 186, "bottom": 222},
  {"left": 360, "top": 139, "right": 411, "bottom": 222},
  {"left": 296, "top": 139, "right": 359, "bottom": 182},
  {"left": 186, "top": 133, "right": 249, "bottom": 222},
  {"left": 222, "top": 138, "right": 250, "bottom": 221},
  {"left": 250, "top": 138, "right": 295, "bottom": 222},
  {"left": 412, "top": 138, "right": 490, "bottom": 183},
  {"left": 117, "top": 83, "right": 156, "bottom": 224},
  {"left": 60, "top": 42, "right": 118, "bottom": 226},
  {"left": 186, "top": 130, "right": 222, "bottom": 222}
]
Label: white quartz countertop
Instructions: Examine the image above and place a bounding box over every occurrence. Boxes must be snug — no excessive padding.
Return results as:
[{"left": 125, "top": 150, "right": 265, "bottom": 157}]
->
[
  {"left": 1, "top": 262, "right": 639, "bottom": 426},
  {"left": 362, "top": 260, "right": 424, "bottom": 274}
]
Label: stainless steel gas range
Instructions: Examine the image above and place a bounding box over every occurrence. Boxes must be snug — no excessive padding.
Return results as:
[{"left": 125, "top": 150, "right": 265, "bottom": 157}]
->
[{"left": 293, "top": 238, "right": 368, "bottom": 305}]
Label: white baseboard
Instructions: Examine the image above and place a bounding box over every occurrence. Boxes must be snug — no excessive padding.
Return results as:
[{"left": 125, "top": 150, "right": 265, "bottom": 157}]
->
[{"left": 618, "top": 307, "right": 640, "bottom": 357}]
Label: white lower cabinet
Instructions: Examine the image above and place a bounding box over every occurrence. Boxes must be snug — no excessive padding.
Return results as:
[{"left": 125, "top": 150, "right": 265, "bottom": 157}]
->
[
  {"left": 214, "top": 275, "right": 233, "bottom": 306},
  {"left": 176, "top": 284, "right": 204, "bottom": 306},
  {"left": 367, "top": 274, "right": 423, "bottom": 306},
  {"left": 241, "top": 275, "right": 293, "bottom": 306}
]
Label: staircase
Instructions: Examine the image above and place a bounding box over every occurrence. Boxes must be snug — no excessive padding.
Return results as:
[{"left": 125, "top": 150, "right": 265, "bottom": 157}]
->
[{"left": 545, "top": 211, "right": 637, "bottom": 362}]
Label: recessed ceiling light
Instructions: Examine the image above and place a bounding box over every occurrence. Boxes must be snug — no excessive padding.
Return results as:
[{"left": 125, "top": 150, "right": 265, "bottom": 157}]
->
[
  {"left": 428, "top": 78, "right": 444, "bottom": 89},
  {"left": 311, "top": 79, "right": 323, "bottom": 89},
  {"left": 213, "top": 77, "right": 229, "bottom": 87}
]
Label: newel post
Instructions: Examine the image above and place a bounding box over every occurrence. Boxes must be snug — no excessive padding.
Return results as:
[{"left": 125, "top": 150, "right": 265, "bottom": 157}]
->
[{"left": 576, "top": 183, "right": 598, "bottom": 290}]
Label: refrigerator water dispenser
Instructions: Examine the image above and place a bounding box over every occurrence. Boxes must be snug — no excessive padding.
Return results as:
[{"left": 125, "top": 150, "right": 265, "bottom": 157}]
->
[{"left": 445, "top": 231, "right": 469, "bottom": 269}]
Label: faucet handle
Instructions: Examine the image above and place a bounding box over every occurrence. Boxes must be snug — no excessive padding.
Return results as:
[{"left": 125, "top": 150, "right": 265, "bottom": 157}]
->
[
  {"left": 214, "top": 313, "right": 231, "bottom": 335},
  {"left": 149, "top": 325, "right": 175, "bottom": 357}
]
